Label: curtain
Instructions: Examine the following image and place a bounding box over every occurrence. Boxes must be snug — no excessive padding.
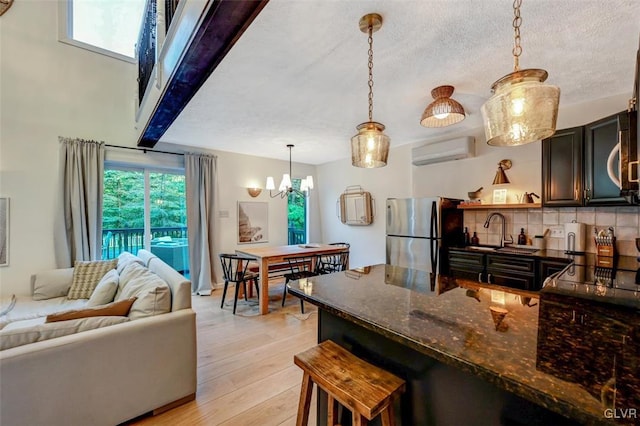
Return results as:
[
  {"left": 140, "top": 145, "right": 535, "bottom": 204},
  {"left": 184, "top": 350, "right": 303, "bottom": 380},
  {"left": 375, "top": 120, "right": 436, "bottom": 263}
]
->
[
  {"left": 54, "top": 137, "right": 105, "bottom": 268},
  {"left": 185, "top": 153, "right": 218, "bottom": 295}
]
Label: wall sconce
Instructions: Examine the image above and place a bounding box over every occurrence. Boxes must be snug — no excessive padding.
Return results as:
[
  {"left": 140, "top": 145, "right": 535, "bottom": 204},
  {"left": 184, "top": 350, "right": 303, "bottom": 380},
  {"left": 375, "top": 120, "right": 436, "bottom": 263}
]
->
[
  {"left": 493, "top": 159, "right": 512, "bottom": 185},
  {"left": 247, "top": 188, "right": 262, "bottom": 198}
]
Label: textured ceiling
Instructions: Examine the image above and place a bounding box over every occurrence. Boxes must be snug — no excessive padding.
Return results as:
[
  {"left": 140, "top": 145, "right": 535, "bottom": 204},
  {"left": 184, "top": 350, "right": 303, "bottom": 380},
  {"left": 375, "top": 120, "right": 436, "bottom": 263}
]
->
[{"left": 160, "top": 0, "right": 640, "bottom": 165}]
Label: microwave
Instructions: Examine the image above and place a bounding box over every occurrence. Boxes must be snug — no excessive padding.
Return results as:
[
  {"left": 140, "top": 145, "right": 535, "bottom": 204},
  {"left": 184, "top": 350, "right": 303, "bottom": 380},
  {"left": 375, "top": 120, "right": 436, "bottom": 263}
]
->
[{"left": 608, "top": 40, "right": 639, "bottom": 204}]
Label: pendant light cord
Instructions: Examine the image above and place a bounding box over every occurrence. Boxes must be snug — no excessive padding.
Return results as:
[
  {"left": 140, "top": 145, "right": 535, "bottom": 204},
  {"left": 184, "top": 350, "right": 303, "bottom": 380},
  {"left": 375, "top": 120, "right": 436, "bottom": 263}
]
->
[
  {"left": 512, "top": 0, "right": 522, "bottom": 71},
  {"left": 367, "top": 25, "right": 374, "bottom": 122}
]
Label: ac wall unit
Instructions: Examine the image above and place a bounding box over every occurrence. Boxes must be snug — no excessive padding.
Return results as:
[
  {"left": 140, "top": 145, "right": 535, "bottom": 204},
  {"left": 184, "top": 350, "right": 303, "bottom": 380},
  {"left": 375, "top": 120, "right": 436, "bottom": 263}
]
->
[{"left": 411, "top": 136, "right": 475, "bottom": 166}]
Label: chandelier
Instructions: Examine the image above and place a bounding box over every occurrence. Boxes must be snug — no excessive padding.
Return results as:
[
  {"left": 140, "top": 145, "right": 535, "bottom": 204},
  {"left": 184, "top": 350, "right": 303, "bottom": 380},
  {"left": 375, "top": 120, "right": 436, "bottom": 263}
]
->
[
  {"left": 351, "top": 13, "right": 390, "bottom": 168},
  {"left": 266, "top": 144, "right": 313, "bottom": 198},
  {"left": 480, "top": 0, "right": 560, "bottom": 146}
]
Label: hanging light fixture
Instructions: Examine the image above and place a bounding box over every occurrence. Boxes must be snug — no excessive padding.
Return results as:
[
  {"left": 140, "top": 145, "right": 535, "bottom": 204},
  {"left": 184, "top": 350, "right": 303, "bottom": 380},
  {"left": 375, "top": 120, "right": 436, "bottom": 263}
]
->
[
  {"left": 420, "top": 85, "right": 466, "bottom": 128},
  {"left": 266, "top": 144, "right": 314, "bottom": 198},
  {"left": 480, "top": 0, "right": 560, "bottom": 146},
  {"left": 351, "top": 13, "right": 390, "bottom": 168}
]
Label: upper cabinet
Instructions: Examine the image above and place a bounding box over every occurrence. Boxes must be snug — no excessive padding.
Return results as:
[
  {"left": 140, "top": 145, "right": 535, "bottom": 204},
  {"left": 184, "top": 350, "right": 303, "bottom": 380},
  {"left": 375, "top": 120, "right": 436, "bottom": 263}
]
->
[
  {"left": 542, "top": 126, "right": 583, "bottom": 206},
  {"left": 542, "top": 111, "right": 632, "bottom": 207}
]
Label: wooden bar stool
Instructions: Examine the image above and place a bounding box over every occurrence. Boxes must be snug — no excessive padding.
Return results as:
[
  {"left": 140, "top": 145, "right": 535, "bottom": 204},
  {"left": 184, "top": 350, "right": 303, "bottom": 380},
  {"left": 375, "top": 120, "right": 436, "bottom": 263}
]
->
[{"left": 294, "top": 340, "right": 405, "bottom": 426}]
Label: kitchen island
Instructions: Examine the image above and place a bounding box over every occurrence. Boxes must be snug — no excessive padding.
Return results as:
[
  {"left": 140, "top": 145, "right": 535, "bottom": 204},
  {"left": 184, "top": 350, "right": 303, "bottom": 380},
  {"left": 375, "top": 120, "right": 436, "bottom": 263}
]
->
[{"left": 287, "top": 263, "right": 639, "bottom": 425}]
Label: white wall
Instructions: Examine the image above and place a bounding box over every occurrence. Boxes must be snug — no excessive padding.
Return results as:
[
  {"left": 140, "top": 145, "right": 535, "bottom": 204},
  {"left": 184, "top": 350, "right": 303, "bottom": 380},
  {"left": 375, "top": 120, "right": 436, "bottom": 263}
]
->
[{"left": 0, "top": 1, "right": 139, "bottom": 296}]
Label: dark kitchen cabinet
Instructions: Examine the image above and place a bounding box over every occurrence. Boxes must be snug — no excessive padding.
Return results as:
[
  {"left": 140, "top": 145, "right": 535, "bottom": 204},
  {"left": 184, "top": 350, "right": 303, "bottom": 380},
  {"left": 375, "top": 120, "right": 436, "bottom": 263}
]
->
[
  {"left": 448, "top": 250, "right": 569, "bottom": 291},
  {"left": 542, "top": 126, "right": 583, "bottom": 207},
  {"left": 486, "top": 254, "right": 536, "bottom": 290},
  {"left": 542, "top": 111, "right": 632, "bottom": 206},
  {"left": 448, "top": 250, "right": 485, "bottom": 282},
  {"left": 538, "top": 258, "right": 571, "bottom": 284}
]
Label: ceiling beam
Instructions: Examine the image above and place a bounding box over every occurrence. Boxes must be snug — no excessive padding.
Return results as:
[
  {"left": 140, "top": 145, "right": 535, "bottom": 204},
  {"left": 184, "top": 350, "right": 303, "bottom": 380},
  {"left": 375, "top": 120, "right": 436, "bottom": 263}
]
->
[{"left": 137, "top": 0, "right": 269, "bottom": 148}]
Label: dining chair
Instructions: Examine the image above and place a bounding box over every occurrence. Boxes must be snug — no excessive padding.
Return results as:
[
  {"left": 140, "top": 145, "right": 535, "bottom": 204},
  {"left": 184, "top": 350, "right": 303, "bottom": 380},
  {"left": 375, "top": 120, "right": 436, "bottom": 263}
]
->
[
  {"left": 282, "top": 255, "right": 319, "bottom": 313},
  {"left": 316, "top": 249, "right": 350, "bottom": 275},
  {"left": 219, "top": 253, "right": 260, "bottom": 315},
  {"left": 316, "top": 242, "right": 350, "bottom": 275}
]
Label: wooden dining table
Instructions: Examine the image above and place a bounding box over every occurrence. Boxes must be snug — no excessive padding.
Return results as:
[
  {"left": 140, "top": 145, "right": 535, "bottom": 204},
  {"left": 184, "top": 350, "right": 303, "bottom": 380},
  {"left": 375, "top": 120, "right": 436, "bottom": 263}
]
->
[{"left": 235, "top": 244, "right": 349, "bottom": 315}]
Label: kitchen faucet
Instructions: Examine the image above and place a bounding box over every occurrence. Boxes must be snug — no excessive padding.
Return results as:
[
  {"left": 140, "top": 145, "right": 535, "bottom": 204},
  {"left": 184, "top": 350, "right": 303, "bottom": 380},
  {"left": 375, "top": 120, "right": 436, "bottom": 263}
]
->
[{"left": 483, "top": 212, "right": 514, "bottom": 247}]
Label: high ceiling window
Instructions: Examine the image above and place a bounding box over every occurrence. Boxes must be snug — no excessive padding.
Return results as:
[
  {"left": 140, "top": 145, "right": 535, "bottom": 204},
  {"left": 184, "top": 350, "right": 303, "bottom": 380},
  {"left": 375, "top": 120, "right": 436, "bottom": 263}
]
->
[{"left": 59, "top": 0, "right": 146, "bottom": 61}]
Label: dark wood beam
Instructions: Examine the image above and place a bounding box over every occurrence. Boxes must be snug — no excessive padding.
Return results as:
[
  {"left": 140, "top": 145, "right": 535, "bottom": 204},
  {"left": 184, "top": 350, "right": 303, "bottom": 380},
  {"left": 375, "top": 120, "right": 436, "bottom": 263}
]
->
[{"left": 138, "top": 0, "right": 269, "bottom": 148}]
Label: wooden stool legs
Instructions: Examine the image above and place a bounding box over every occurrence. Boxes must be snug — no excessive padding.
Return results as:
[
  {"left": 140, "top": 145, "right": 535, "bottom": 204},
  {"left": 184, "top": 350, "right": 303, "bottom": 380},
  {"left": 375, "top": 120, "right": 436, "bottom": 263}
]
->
[
  {"left": 296, "top": 373, "right": 314, "bottom": 426},
  {"left": 294, "top": 340, "right": 405, "bottom": 426}
]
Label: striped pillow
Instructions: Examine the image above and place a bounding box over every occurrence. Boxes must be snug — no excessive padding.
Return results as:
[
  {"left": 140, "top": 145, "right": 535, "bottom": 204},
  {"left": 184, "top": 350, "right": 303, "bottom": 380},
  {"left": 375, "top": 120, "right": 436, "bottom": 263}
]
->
[{"left": 67, "top": 259, "right": 118, "bottom": 300}]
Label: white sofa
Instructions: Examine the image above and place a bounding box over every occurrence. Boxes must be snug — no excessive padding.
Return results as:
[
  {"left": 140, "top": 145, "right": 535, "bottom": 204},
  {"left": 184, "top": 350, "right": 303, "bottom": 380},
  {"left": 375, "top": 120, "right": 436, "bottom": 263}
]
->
[{"left": 0, "top": 250, "right": 197, "bottom": 426}]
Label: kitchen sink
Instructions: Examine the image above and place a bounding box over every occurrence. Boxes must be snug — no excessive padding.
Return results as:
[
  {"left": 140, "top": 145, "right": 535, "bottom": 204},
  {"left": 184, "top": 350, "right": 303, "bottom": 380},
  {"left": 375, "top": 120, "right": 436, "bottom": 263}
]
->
[
  {"left": 495, "top": 246, "right": 539, "bottom": 254},
  {"left": 466, "top": 246, "right": 498, "bottom": 252}
]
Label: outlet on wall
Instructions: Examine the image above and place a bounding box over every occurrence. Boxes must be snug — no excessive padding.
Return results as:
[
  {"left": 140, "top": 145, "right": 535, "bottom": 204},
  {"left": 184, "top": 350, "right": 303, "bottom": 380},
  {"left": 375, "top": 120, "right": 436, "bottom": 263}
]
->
[{"left": 549, "top": 225, "right": 565, "bottom": 238}]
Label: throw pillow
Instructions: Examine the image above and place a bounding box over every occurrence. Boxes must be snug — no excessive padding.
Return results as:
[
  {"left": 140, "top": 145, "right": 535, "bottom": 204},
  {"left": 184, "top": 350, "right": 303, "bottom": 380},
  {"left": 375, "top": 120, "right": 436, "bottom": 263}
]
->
[
  {"left": 116, "top": 251, "right": 145, "bottom": 274},
  {"left": 67, "top": 259, "right": 117, "bottom": 300},
  {"left": 46, "top": 297, "right": 137, "bottom": 323},
  {"left": 31, "top": 268, "right": 74, "bottom": 301},
  {"left": 86, "top": 269, "right": 119, "bottom": 307}
]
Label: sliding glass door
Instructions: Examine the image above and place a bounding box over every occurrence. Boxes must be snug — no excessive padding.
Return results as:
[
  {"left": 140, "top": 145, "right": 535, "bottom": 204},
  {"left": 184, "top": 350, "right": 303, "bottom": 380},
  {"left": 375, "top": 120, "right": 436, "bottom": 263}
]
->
[{"left": 102, "top": 167, "right": 189, "bottom": 274}]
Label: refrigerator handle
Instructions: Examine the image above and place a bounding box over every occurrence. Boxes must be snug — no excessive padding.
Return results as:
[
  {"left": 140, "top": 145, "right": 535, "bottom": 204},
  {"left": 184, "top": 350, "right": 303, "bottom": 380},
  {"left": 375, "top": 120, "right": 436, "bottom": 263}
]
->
[
  {"left": 431, "top": 201, "right": 439, "bottom": 239},
  {"left": 430, "top": 200, "right": 439, "bottom": 273}
]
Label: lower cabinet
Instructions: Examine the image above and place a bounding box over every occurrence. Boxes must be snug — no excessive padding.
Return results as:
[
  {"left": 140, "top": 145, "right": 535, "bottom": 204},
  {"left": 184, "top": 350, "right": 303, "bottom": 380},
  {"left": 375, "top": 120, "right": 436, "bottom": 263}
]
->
[
  {"left": 485, "top": 254, "right": 536, "bottom": 290},
  {"left": 448, "top": 250, "right": 485, "bottom": 282},
  {"left": 448, "top": 250, "right": 571, "bottom": 291}
]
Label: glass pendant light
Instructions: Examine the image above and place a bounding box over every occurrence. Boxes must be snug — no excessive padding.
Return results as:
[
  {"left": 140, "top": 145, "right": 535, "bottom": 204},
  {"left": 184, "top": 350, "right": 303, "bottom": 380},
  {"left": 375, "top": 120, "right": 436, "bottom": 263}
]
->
[
  {"left": 481, "top": 0, "right": 560, "bottom": 146},
  {"left": 351, "top": 13, "right": 390, "bottom": 168}
]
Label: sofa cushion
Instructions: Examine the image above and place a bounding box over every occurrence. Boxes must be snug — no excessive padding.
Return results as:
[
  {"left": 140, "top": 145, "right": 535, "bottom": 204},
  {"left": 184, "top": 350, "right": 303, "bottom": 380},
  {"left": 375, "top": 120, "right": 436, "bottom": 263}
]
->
[
  {"left": 116, "top": 251, "right": 145, "bottom": 274},
  {"left": 0, "top": 296, "right": 88, "bottom": 324},
  {"left": 115, "top": 262, "right": 149, "bottom": 299},
  {"left": 31, "top": 268, "right": 74, "bottom": 301},
  {"left": 46, "top": 297, "right": 137, "bottom": 322},
  {"left": 118, "top": 272, "right": 171, "bottom": 320},
  {"left": 67, "top": 259, "right": 118, "bottom": 300},
  {"left": 86, "top": 269, "right": 119, "bottom": 307},
  {"left": 0, "top": 316, "right": 130, "bottom": 351}
]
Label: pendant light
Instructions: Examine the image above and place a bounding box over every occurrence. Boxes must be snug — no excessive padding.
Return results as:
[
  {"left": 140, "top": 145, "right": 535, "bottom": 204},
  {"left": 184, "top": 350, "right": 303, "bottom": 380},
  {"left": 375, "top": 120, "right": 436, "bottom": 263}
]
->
[
  {"left": 420, "top": 85, "right": 466, "bottom": 128},
  {"left": 351, "top": 13, "right": 390, "bottom": 168},
  {"left": 480, "top": 0, "right": 560, "bottom": 146}
]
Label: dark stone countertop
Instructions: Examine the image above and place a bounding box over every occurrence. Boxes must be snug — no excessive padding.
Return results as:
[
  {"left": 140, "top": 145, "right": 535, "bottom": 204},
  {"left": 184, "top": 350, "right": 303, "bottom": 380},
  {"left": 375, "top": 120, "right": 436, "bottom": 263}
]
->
[{"left": 288, "top": 264, "right": 640, "bottom": 425}]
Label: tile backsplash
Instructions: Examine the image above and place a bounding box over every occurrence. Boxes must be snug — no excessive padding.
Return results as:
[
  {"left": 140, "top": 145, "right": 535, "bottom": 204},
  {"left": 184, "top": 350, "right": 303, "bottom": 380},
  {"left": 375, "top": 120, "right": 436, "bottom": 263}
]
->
[{"left": 463, "top": 206, "right": 640, "bottom": 256}]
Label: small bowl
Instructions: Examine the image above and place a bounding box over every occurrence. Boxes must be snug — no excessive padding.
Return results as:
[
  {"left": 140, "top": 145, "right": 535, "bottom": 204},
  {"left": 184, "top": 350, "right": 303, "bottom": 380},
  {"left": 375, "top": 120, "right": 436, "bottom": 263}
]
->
[{"left": 468, "top": 187, "right": 483, "bottom": 200}]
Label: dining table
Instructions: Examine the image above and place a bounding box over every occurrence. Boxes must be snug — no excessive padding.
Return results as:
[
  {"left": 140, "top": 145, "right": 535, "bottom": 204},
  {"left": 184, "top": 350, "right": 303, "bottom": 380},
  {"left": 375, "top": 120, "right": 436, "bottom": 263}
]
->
[{"left": 235, "top": 244, "right": 349, "bottom": 315}]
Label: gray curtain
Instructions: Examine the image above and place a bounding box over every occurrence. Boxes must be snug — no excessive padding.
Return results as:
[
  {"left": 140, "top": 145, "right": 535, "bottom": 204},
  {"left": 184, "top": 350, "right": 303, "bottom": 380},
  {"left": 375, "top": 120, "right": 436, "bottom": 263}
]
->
[
  {"left": 185, "top": 153, "right": 218, "bottom": 295},
  {"left": 54, "top": 137, "right": 105, "bottom": 268}
]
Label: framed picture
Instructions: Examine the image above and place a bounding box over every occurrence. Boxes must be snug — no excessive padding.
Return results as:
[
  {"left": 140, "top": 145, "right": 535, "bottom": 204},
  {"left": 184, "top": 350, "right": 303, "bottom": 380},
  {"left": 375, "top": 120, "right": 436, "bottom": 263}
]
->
[
  {"left": 238, "top": 201, "right": 268, "bottom": 244},
  {"left": 492, "top": 189, "right": 507, "bottom": 204},
  {"left": 0, "top": 197, "right": 8, "bottom": 266}
]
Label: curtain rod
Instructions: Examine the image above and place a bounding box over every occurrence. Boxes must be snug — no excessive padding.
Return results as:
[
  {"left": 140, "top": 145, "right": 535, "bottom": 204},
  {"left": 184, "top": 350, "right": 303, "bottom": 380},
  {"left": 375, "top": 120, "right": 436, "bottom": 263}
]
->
[{"left": 105, "top": 144, "right": 184, "bottom": 157}]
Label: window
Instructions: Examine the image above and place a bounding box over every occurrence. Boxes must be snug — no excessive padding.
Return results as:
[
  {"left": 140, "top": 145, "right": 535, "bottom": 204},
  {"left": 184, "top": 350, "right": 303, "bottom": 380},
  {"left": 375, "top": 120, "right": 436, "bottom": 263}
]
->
[
  {"left": 287, "top": 179, "right": 308, "bottom": 244},
  {"left": 102, "top": 167, "right": 189, "bottom": 274},
  {"left": 58, "top": 0, "right": 146, "bottom": 61}
]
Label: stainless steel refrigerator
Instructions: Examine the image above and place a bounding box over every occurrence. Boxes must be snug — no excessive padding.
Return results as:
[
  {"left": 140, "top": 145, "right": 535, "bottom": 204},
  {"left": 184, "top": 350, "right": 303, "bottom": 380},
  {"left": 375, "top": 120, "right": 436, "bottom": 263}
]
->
[{"left": 386, "top": 197, "right": 463, "bottom": 274}]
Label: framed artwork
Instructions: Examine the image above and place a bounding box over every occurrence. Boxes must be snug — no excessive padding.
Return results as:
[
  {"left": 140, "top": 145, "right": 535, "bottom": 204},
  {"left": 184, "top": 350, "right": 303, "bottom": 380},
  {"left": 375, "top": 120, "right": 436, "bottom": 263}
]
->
[
  {"left": 0, "top": 197, "right": 8, "bottom": 266},
  {"left": 238, "top": 201, "right": 268, "bottom": 244},
  {"left": 492, "top": 189, "right": 507, "bottom": 204}
]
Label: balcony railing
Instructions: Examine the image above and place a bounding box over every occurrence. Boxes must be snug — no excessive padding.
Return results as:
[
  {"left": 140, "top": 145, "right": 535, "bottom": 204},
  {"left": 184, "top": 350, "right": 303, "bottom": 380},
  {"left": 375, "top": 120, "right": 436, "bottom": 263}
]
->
[
  {"left": 288, "top": 227, "right": 305, "bottom": 245},
  {"left": 102, "top": 226, "right": 187, "bottom": 260}
]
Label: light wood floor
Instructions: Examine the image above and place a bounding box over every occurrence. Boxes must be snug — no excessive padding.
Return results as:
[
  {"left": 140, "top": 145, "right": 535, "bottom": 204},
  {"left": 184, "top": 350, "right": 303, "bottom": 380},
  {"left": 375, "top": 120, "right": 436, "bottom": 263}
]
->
[{"left": 129, "top": 281, "right": 318, "bottom": 426}]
